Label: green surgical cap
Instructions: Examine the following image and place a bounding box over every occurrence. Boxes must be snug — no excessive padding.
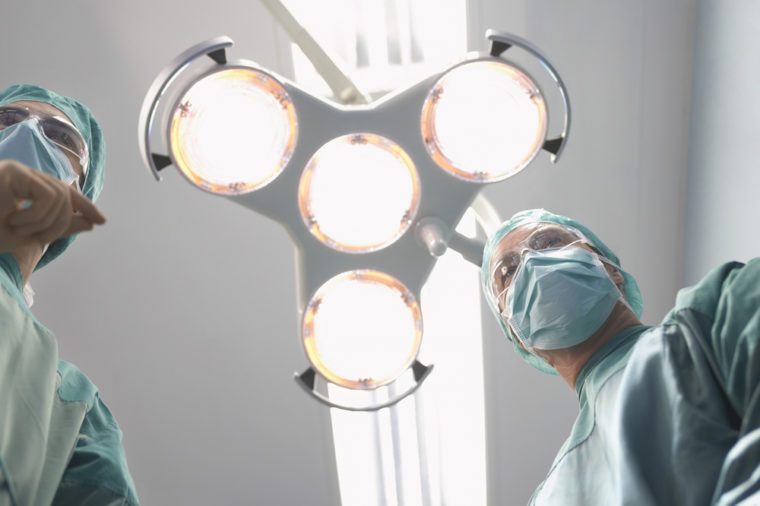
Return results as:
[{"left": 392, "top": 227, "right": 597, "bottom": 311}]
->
[
  {"left": 0, "top": 84, "right": 106, "bottom": 269},
  {"left": 480, "top": 209, "right": 644, "bottom": 374}
]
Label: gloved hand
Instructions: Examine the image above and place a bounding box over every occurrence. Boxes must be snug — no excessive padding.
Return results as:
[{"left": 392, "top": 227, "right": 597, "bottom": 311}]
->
[{"left": 0, "top": 158, "right": 106, "bottom": 253}]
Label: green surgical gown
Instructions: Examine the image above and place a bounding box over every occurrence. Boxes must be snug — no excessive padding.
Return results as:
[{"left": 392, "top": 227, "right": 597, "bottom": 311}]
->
[
  {"left": 0, "top": 256, "right": 139, "bottom": 505},
  {"left": 529, "top": 259, "right": 760, "bottom": 505}
]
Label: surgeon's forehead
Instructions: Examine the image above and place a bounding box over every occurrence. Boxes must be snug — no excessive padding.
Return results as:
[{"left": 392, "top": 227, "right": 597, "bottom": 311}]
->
[{"left": 492, "top": 222, "right": 545, "bottom": 257}]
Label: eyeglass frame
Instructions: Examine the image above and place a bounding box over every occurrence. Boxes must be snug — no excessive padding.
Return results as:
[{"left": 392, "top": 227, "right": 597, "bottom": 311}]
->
[
  {"left": 0, "top": 104, "right": 90, "bottom": 186},
  {"left": 487, "top": 223, "right": 608, "bottom": 311}
]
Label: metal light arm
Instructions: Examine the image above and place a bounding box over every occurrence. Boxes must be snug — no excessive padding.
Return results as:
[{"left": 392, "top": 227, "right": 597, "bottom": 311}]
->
[
  {"left": 415, "top": 196, "right": 501, "bottom": 268},
  {"left": 259, "top": 0, "right": 371, "bottom": 105}
]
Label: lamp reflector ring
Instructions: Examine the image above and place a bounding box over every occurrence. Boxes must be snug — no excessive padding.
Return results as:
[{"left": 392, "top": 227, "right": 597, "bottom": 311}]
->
[
  {"left": 302, "top": 270, "right": 423, "bottom": 389},
  {"left": 169, "top": 67, "right": 297, "bottom": 195},
  {"left": 298, "top": 133, "right": 420, "bottom": 253},
  {"left": 421, "top": 60, "right": 548, "bottom": 182}
]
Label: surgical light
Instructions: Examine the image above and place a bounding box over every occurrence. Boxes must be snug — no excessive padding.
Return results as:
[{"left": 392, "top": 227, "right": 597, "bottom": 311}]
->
[
  {"left": 138, "top": 30, "right": 570, "bottom": 411},
  {"left": 302, "top": 270, "right": 422, "bottom": 389},
  {"left": 298, "top": 134, "right": 420, "bottom": 253},
  {"left": 421, "top": 61, "right": 548, "bottom": 182},
  {"left": 169, "top": 67, "right": 297, "bottom": 195}
]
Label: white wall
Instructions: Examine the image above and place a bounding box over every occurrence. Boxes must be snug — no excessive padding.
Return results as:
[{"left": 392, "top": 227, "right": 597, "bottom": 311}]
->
[
  {"left": 684, "top": 0, "right": 760, "bottom": 284},
  {"left": 469, "top": 1, "right": 695, "bottom": 503}
]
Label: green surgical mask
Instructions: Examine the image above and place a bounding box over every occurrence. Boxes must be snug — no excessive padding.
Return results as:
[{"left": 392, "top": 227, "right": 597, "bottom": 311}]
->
[
  {"left": 504, "top": 246, "right": 621, "bottom": 351},
  {"left": 0, "top": 119, "right": 80, "bottom": 187}
]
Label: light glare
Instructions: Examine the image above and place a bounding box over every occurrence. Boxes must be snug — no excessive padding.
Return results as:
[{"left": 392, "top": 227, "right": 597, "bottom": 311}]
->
[
  {"left": 299, "top": 134, "right": 420, "bottom": 252},
  {"left": 421, "top": 61, "right": 548, "bottom": 182},
  {"left": 302, "top": 270, "right": 423, "bottom": 389},
  {"left": 170, "top": 68, "right": 297, "bottom": 194}
]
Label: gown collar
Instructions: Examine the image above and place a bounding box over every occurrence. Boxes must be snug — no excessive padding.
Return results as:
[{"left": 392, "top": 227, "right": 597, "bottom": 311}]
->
[
  {"left": 575, "top": 324, "right": 651, "bottom": 400},
  {"left": 0, "top": 253, "right": 23, "bottom": 292}
]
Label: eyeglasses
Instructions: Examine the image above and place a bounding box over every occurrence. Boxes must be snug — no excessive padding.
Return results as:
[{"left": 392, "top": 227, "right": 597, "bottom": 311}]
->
[
  {"left": 0, "top": 105, "right": 89, "bottom": 177},
  {"left": 488, "top": 224, "right": 595, "bottom": 308}
]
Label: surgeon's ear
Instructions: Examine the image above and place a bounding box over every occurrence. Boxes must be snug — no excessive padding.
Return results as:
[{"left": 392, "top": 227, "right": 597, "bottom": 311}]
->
[
  {"left": 610, "top": 268, "right": 624, "bottom": 287},
  {"left": 601, "top": 260, "right": 624, "bottom": 287}
]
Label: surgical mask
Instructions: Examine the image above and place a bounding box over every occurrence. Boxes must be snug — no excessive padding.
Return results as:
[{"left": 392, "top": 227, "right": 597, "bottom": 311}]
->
[
  {"left": 0, "top": 119, "right": 80, "bottom": 188},
  {"left": 503, "top": 246, "right": 622, "bottom": 351}
]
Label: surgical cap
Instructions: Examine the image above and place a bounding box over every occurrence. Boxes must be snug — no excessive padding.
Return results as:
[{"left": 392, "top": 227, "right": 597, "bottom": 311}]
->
[
  {"left": 0, "top": 84, "right": 106, "bottom": 269},
  {"left": 480, "top": 209, "right": 644, "bottom": 374}
]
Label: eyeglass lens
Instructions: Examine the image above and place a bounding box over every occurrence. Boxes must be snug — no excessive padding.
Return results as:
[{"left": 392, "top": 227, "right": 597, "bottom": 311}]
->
[{"left": 0, "top": 107, "right": 87, "bottom": 163}]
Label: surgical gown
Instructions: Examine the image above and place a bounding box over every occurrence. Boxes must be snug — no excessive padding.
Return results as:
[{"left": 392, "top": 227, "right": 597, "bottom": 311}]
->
[
  {"left": 530, "top": 259, "right": 760, "bottom": 505},
  {"left": 0, "top": 256, "right": 139, "bottom": 505}
]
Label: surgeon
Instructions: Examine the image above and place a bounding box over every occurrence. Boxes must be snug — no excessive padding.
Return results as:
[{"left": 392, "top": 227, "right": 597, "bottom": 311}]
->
[
  {"left": 482, "top": 209, "right": 759, "bottom": 505},
  {"left": 0, "top": 85, "right": 139, "bottom": 505}
]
